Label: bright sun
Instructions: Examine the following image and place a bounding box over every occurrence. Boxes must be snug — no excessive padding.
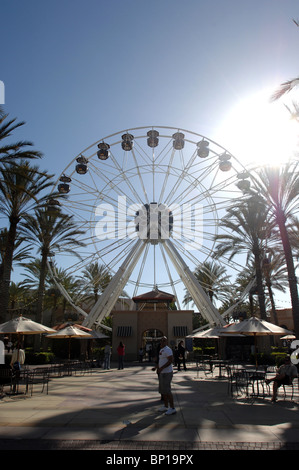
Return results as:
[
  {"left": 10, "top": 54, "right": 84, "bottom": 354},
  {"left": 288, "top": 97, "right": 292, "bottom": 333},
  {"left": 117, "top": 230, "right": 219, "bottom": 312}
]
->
[{"left": 216, "top": 87, "right": 299, "bottom": 169}]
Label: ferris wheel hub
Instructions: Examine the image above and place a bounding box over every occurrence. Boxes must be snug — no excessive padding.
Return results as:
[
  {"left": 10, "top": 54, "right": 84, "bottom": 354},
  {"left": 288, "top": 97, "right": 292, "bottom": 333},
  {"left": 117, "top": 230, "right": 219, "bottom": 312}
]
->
[{"left": 135, "top": 202, "right": 173, "bottom": 244}]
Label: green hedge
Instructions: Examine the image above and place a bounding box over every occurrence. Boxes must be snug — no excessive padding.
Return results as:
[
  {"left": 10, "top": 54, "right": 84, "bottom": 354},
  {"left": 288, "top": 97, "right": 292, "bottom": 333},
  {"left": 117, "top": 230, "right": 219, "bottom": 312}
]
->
[
  {"left": 24, "top": 351, "right": 56, "bottom": 365},
  {"left": 250, "top": 352, "right": 288, "bottom": 367},
  {"left": 192, "top": 346, "right": 216, "bottom": 356}
]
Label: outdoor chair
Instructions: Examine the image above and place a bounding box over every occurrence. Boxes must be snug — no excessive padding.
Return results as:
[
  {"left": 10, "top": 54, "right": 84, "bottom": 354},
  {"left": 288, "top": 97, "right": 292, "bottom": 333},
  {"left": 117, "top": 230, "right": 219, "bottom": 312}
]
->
[
  {"left": 203, "top": 360, "right": 213, "bottom": 377},
  {"left": 0, "top": 365, "right": 13, "bottom": 396},
  {"left": 26, "top": 368, "right": 49, "bottom": 396},
  {"left": 226, "top": 367, "right": 248, "bottom": 396},
  {"left": 282, "top": 381, "right": 294, "bottom": 400}
]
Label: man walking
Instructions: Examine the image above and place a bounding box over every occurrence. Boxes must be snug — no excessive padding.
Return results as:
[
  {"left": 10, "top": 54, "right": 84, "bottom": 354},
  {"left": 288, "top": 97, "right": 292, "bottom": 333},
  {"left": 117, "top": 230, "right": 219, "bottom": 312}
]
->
[{"left": 155, "top": 336, "right": 176, "bottom": 415}]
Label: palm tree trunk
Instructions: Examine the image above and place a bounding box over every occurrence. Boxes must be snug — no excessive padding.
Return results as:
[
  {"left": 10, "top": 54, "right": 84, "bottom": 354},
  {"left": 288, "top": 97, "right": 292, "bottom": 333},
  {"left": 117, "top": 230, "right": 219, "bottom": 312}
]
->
[
  {"left": 34, "top": 250, "right": 48, "bottom": 351},
  {"left": 253, "top": 245, "right": 267, "bottom": 320},
  {"left": 36, "top": 250, "right": 48, "bottom": 325},
  {"left": 277, "top": 212, "right": 299, "bottom": 337},
  {"left": 266, "top": 279, "right": 278, "bottom": 325},
  {"left": 0, "top": 216, "right": 19, "bottom": 322}
]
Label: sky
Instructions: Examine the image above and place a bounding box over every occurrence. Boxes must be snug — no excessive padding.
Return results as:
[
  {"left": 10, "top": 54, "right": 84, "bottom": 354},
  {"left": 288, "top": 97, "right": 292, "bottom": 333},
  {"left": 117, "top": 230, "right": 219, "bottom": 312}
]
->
[{"left": 1, "top": 0, "right": 299, "bottom": 311}]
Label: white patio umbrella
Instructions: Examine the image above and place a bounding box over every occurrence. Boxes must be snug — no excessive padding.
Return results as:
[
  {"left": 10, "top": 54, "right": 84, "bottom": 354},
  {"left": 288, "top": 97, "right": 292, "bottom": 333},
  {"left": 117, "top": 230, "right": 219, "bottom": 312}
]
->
[
  {"left": 46, "top": 324, "right": 93, "bottom": 359},
  {"left": 0, "top": 315, "right": 56, "bottom": 335},
  {"left": 0, "top": 315, "right": 56, "bottom": 363},
  {"left": 224, "top": 316, "right": 294, "bottom": 367},
  {"left": 89, "top": 330, "right": 109, "bottom": 339},
  {"left": 280, "top": 335, "right": 296, "bottom": 340}
]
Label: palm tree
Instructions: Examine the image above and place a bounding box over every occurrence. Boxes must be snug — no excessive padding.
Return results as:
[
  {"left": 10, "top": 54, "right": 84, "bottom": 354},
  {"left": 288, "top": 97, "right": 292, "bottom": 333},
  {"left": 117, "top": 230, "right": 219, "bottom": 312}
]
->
[
  {"left": 8, "top": 281, "right": 30, "bottom": 316},
  {"left": 213, "top": 195, "right": 271, "bottom": 319},
  {"left": 21, "top": 260, "right": 81, "bottom": 325},
  {"left": 251, "top": 163, "right": 299, "bottom": 336},
  {"left": 183, "top": 260, "right": 230, "bottom": 307},
  {"left": 0, "top": 162, "right": 53, "bottom": 322},
  {"left": 270, "top": 78, "right": 299, "bottom": 102},
  {"left": 80, "top": 262, "right": 112, "bottom": 305},
  {"left": 0, "top": 228, "right": 33, "bottom": 279},
  {"left": 0, "top": 108, "right": 42, "bottom": 162},
  {"left": 261, "top": 251, "right": 289, "bottom": 325},
  {"left": 19, "top": 206, "right": 86, "bottom": 325}
]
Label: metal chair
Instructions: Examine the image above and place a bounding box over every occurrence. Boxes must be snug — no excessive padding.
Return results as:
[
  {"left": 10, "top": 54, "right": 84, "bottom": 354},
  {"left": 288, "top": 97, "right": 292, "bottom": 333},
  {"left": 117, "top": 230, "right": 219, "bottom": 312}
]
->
[
  {"left": 26, "top": 368, "right": 49, "bottom": 396},
  {"left": 0, "top": 365, "right": 13, "bottom": 396}
]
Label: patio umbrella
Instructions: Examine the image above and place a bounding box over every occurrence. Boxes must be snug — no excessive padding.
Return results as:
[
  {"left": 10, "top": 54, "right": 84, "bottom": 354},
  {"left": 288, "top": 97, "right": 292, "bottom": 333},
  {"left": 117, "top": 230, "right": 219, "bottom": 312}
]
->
[
  {"left": 0, "top": 314, "right": 56, "bottom": 363},
  {"left": 0, "top": 315, "right": 56, "bottom": 335},
  {"left": 224, "top": 316, "right": 293, "bottom": 367},
  {"left": 190, "top": 325, "right": 244, "bottom": 338},
  {"left": 280, "top": 335, "right": 296, "bottom": 340},
  {"left": 46, "top": 324, "right": 93, "bottom": 359}
]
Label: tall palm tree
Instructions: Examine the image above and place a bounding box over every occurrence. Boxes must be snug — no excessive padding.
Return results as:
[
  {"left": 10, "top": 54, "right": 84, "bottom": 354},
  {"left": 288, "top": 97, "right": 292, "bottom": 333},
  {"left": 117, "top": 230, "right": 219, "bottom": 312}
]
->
[
  {"left": 0, "top": 108, "right": 42, "bottom": 162},
  {"left": 261, "top": 251, "right": 289, "bottom": 325},
  {"left": 0, "top": 162, "right": 53, "bottom": 322},
  {"left": 8, "top": 281, "right": 30, "bottom": 316},
  {"left": 19, "top": 206, "right": 86, "bottom": 324},
  {"left": 0, "top": 227, "right": 33, "bottom": 279},
  {"left": 251, "top": 163, "right": 299, "bottom": 336},
  {"left": 21, "top": 260, "right": 81, "bottom": 325},
  {"left": 183, "top": 260, "right": 230, "bottom": 307},
  {"left": 213, "top": 195, "right": 271, "bottom": 319},
  {"left": 80, "top": 262, "right": 112, "bottom": 305}
]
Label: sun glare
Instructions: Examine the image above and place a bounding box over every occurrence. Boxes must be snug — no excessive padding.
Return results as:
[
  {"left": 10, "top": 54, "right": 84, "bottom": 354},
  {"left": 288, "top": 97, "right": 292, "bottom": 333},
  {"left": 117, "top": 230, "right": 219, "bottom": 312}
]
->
[{"left": 216, "top": 88, "right": 299, "bottom": 169}]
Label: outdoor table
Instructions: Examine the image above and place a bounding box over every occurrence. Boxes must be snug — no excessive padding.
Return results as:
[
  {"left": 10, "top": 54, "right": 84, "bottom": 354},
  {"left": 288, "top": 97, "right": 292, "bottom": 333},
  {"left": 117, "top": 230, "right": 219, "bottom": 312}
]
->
[
  {"left": 210, "top": 360, "right": 230, "bottom": 378},
  {"left": 244, "top": 369, "right": 268, "bottom": 398}
]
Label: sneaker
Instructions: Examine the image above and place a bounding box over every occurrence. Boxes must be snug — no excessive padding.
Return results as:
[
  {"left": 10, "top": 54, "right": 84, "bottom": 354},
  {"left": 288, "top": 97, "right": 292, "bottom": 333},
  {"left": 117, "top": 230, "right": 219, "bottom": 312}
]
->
[
  {"left": 165, "top": 407, "right": 176, "bottom": 415},
  {"left": 158, "top": 406, "right": 168, "bottom": 412}
]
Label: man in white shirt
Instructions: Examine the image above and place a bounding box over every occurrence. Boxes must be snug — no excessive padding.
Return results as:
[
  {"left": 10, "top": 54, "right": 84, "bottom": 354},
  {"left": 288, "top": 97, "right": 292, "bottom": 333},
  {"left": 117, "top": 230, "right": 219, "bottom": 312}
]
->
[{"left": 156, "top": 336, "right": 176, "bottom": 415}]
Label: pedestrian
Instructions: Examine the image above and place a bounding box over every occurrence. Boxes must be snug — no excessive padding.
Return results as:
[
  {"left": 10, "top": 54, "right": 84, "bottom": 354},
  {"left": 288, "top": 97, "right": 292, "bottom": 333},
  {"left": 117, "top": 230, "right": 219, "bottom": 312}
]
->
[
  {"left": 153, "top": 336, "right": 176, "bottom": 415},
  {"left": 104, "top": 343, "right": 112, "bottom": 369},
  {"left": 177, "top": 340, "right": 187, "bottom": 371},
  {"left": 7, "top": 340, "right": 12, "bottom": 353},
  {"left": 265, "top": 355, "right": 298, "bottom": 402},
  {"left": 173, "top": 346, "right": 179, "bottom": 367},
  {"left": 117, "top": 341, "right": 125, "bottom": 369},
  {"left": 138, "top": 347, "right": 144, "bottom": 362},
  {"left": 10, "top": 346, "right": 25, "bottom": 370}
]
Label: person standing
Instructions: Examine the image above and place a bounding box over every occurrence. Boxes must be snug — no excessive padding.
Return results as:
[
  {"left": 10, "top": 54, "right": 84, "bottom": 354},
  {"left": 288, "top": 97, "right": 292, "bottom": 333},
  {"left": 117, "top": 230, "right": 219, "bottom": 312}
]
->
[
  {"left": 117, "top": 341, "right": 125, "bottom": 370},
  {"left": 104, "top": 343, "right": 112, "bottom": 369},
  {"left": 154, "top": 336, "right": 176, "bottom": 415},
  {"left": 177, "top": 340, "right": 187, "bottom": 371}
]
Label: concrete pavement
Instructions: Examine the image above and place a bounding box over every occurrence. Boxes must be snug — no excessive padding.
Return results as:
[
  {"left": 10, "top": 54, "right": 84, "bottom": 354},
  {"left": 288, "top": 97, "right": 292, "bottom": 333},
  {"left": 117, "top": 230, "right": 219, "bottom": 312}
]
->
[{"left": 0, "top": 362, "right": 299, "bottom": 450}]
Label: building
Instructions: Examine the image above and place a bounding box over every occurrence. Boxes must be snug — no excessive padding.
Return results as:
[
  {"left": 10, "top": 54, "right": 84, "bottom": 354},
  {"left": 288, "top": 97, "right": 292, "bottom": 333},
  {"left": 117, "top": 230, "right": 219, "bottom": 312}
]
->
[
  {"left": 268, "top": 308, "right": 294, "bottom": 332},
  {"left": 111, "top": 289, "right": 193, "bottom": 361}
]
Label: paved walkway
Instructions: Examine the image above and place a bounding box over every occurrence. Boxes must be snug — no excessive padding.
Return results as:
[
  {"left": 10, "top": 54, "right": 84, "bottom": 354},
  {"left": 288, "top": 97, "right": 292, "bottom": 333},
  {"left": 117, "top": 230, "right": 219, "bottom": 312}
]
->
[{"left": 0, "top": 362, "right": 299, "bottom": 451}]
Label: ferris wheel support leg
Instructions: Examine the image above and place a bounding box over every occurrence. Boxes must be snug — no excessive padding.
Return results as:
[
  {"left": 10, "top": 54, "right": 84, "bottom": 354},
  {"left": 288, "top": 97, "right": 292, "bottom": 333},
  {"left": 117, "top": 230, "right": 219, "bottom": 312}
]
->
[
  {"left": 164, "top": 240, "right": 226, "bottom": 326},
  {"left": 82, "top": 239, "right": 146, "bottom": 328}
]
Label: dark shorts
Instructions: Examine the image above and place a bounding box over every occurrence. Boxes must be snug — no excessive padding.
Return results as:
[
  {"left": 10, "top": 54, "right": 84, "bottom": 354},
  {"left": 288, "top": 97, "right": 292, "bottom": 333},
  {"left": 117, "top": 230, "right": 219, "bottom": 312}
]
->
[
  {"left": 275, "top": 375, "right": 292, "bottom": 387},
  {"left": 158, "top": 372, "right": 173, "bottom": 394}
]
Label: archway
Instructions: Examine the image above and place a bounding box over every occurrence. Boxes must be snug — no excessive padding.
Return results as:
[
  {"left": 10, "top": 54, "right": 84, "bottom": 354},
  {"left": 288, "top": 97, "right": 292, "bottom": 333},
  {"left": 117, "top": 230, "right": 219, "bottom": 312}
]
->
[{"left": 142, "top": 328, "right": 164, "bottom": 362}]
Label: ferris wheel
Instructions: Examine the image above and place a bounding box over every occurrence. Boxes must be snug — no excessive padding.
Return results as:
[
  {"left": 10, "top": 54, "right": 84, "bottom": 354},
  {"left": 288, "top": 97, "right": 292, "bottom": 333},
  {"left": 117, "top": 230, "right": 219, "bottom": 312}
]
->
[{"left": 49, "top": 126, "right": 253, "bottom": 329}]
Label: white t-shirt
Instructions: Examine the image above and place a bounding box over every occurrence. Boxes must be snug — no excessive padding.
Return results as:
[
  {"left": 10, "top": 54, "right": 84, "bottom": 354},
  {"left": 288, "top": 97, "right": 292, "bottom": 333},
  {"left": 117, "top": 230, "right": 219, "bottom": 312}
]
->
[{"left": 159, "top": 345, "right": 173, "bottom": 373}]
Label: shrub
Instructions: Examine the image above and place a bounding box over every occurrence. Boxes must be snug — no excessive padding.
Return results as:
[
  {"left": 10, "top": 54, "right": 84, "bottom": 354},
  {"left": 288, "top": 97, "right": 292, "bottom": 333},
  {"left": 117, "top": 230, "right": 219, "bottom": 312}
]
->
[{"left": 24, "top": 351, "right": 55, "bottom": 365}]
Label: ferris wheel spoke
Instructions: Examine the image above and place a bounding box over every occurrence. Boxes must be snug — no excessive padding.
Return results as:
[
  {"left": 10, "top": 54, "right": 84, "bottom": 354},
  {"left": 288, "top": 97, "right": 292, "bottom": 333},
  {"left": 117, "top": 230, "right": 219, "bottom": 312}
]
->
[
  {"left": 159, "top": 243, "right": 181, "bottom": 309},
  {"left": 108, "top": 151, "right": 144, "bottom": 205},
  {"left": 132, "top": 243, "right": 150, "bottom": 297},
  {"left": 158, "top": 148, "right": 176, "bottom": 203},
  {"left": 131, "top": 148, "right": 149, "bottom": 204}
]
